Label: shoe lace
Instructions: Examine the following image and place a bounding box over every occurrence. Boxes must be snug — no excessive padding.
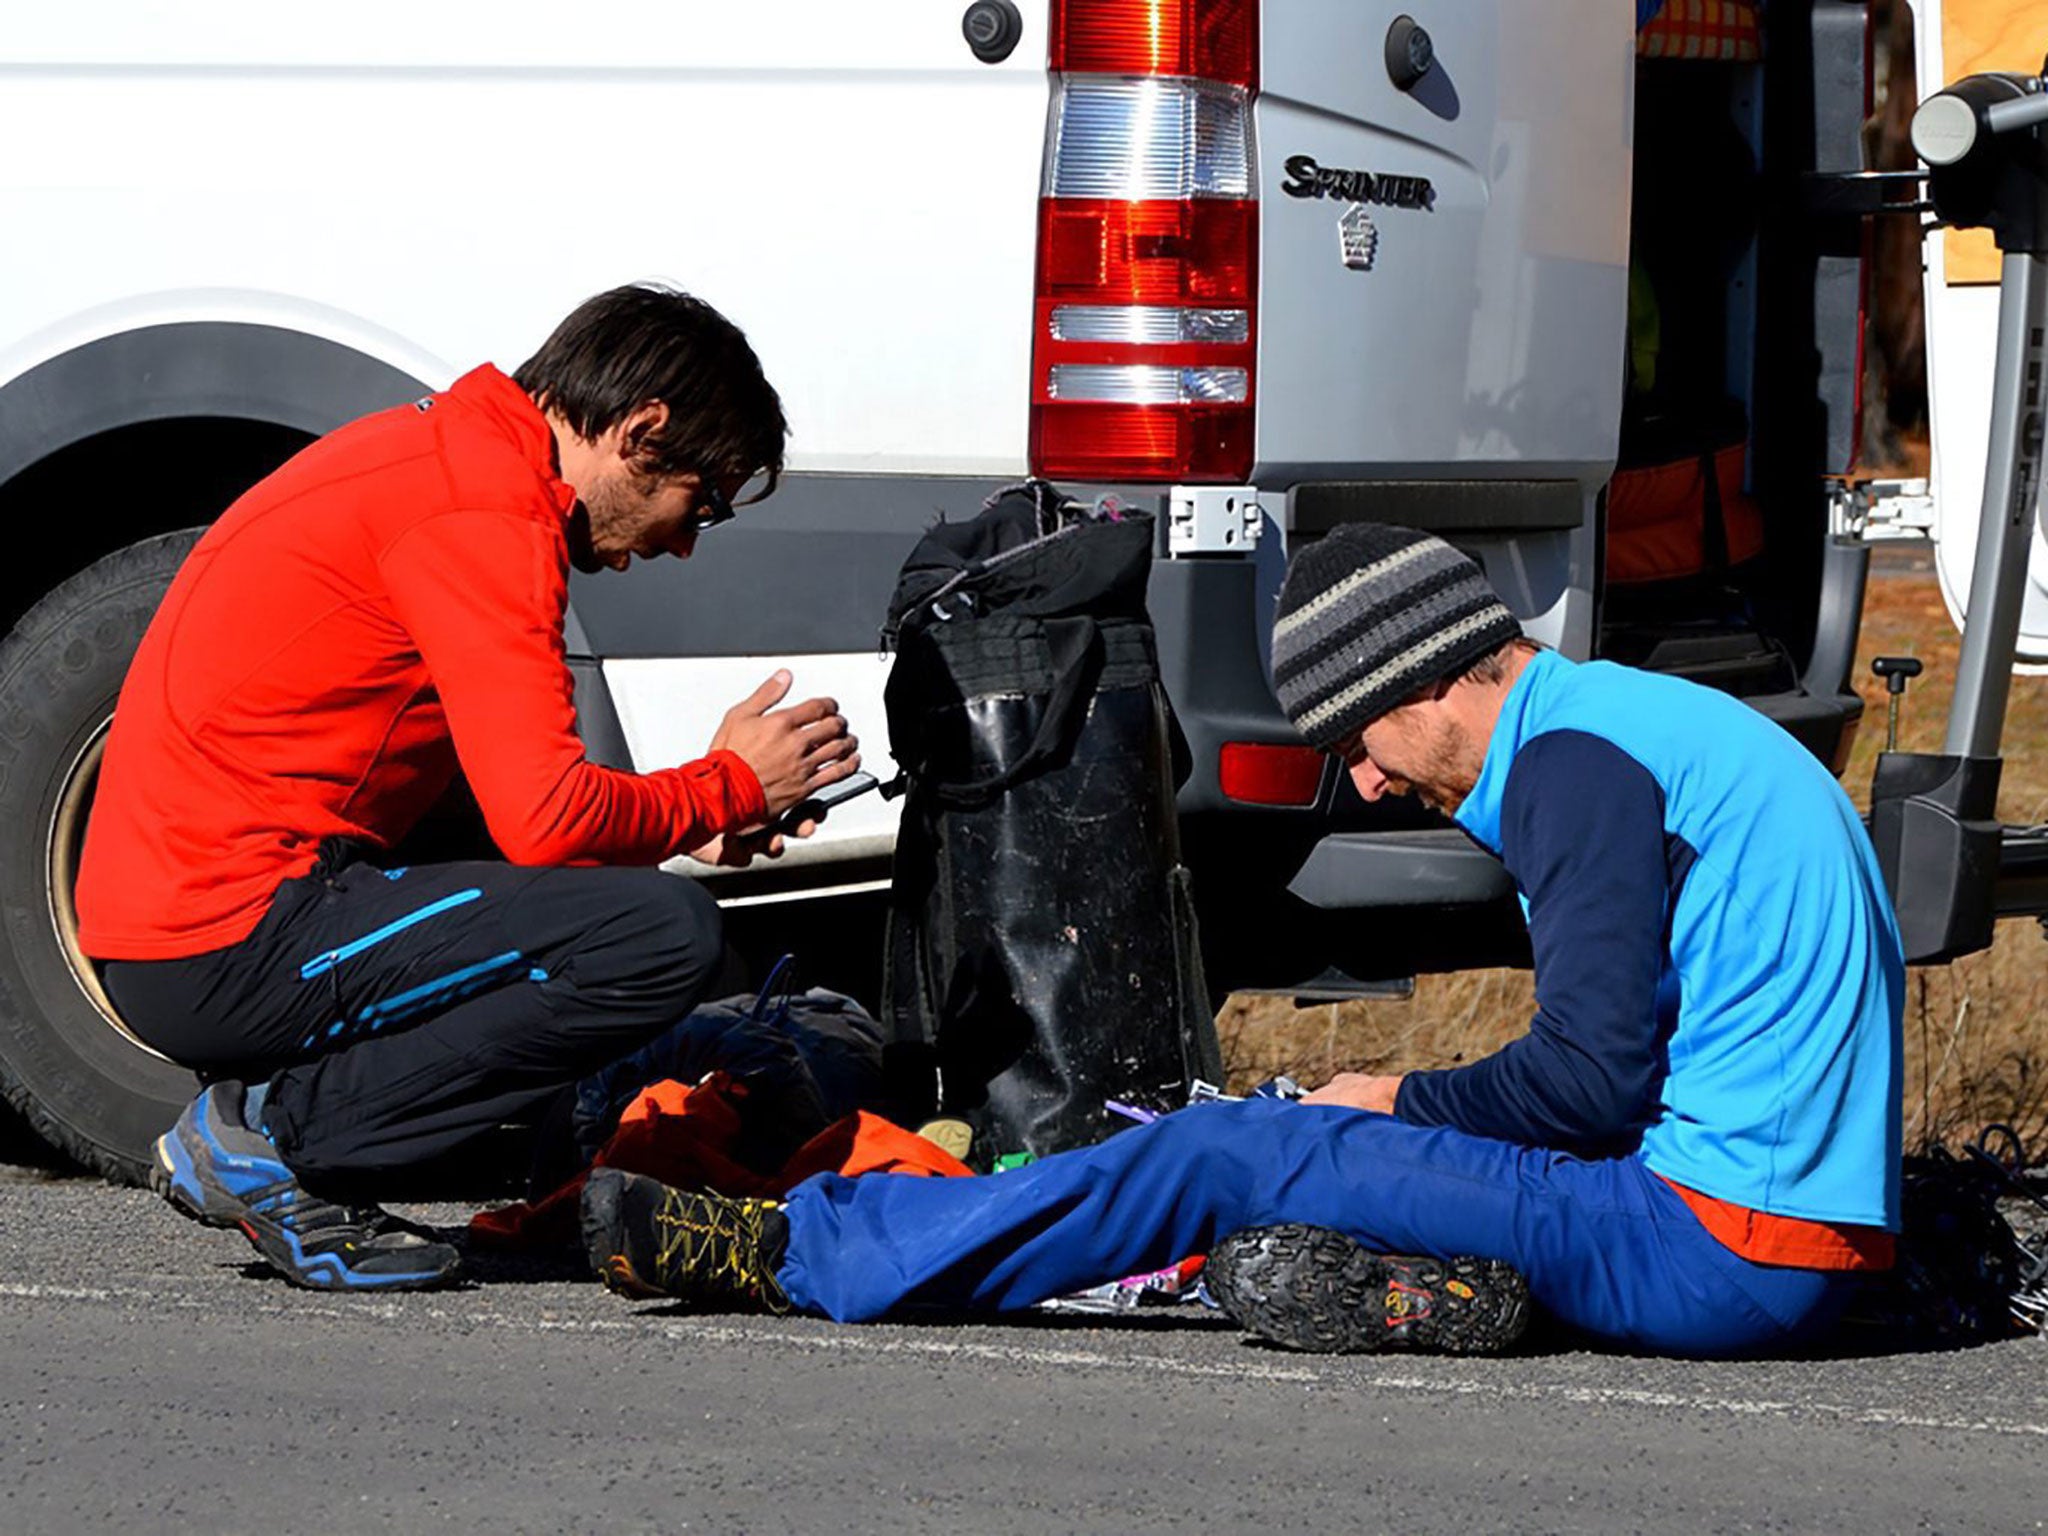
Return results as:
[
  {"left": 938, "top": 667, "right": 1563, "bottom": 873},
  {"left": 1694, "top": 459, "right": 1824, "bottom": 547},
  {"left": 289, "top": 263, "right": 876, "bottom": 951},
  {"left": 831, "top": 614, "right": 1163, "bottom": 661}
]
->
[
  {"left": 652, "top": 1193, "right": 788, "bottom": 1310},
  {"left": 245, "top": 1183, "right": 434, "bottom": 1251}
]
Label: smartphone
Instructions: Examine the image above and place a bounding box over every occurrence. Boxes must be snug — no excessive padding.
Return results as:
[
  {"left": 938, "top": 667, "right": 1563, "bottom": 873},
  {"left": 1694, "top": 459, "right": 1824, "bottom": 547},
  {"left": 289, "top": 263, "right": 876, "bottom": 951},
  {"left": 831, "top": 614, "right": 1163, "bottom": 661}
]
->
[{"left": 772, "top": 770, "right": 881, "bottom": 834}]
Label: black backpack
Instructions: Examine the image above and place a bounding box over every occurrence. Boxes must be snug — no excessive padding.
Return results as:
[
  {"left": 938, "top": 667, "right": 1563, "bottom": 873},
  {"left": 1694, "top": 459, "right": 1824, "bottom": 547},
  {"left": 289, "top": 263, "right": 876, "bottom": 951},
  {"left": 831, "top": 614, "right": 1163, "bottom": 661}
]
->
[
  {"left": 1839, "top": 1128, "right": 2046, "bottom": 1348},
  {"left": 879, "top": 482, "right": 1220, "bottom": 1165}
]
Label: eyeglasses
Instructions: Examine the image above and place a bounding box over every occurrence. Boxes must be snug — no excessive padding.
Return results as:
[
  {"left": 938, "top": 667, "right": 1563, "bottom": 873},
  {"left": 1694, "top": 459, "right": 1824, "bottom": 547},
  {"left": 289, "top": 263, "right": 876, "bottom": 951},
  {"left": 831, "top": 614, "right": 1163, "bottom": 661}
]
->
[{"left": 688, "top": 477, "right": 738, "bottom": 534}]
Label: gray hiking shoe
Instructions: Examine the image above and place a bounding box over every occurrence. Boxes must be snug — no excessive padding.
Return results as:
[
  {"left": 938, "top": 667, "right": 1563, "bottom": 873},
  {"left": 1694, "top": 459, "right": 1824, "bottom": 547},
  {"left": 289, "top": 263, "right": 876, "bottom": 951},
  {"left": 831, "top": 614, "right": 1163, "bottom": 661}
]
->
[{"left": 152, "top": 1081, "right": 462, "bottom": 1292}]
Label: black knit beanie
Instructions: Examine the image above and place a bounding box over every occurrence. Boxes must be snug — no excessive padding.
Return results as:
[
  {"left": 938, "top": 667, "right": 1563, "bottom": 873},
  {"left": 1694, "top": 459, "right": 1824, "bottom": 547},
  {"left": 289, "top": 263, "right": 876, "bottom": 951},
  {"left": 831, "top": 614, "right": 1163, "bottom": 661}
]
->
[{"left": 1271, "top": 524, "right": 1521, "bottom": 752}]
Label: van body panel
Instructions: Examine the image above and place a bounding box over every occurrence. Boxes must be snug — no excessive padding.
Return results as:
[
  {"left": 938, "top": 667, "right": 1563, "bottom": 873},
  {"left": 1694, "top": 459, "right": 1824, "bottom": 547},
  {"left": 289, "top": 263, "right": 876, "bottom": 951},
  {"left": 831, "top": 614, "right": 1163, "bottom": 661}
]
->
[
  {"left": 1253, "top": 0, "right": 1634, "bottom": 491},
  {"left": 0, "top": 3, "right": 1051, "bottom": 478}
]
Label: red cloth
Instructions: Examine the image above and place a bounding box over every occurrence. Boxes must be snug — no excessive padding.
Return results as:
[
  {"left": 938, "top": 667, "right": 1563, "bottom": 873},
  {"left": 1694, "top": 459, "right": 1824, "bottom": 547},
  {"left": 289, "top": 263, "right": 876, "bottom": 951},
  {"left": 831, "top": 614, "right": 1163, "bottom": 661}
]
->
[
  {"left": 469, "top": 1074, "right": 973, "bottom": 1250},
  {"left": 1605, "top": 441, "right": 1766, "bottom": 585},
  {"left": 77, "top": 366, "right": 766, "bottom": 960},
  {"left": 1638, "top": 0, "right": 1762, "bottom": 62},
  {"left": 1662, "top": 1177, "right": 1896, "bottom": 1272}
]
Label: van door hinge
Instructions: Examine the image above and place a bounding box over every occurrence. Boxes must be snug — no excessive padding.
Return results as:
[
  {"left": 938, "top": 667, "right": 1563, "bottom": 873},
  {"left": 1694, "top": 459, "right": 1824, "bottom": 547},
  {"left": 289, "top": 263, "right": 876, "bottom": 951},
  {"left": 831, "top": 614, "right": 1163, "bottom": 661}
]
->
[
  {"left": 1167, "top": 486, "right": 1265, "bottom": 556},
  {"left": 1831, "top": 478, "right": 1935, "bottom": 542}
]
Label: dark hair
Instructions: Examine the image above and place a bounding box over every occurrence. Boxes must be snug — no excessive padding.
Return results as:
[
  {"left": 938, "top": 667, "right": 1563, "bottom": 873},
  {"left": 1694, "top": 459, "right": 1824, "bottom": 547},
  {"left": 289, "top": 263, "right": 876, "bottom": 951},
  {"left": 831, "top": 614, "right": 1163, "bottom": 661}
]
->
[{"left": 514, "top": 284, "right": 787, "bottom": 500}]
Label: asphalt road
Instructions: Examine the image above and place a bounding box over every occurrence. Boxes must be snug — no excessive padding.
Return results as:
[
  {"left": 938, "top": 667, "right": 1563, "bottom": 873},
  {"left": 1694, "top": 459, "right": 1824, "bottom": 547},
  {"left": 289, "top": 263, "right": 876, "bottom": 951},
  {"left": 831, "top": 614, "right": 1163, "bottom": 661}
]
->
[{"left": 4, "top": 1162, "right": 2047, "bottom": 1536}]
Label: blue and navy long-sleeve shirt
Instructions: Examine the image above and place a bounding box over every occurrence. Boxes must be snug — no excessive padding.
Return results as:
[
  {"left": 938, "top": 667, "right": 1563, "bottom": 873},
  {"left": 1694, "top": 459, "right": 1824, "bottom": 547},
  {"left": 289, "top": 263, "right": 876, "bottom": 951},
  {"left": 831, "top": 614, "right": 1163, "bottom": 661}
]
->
[{"left": 1396, "top": 650, "right": 1904, "bottom": 1231}]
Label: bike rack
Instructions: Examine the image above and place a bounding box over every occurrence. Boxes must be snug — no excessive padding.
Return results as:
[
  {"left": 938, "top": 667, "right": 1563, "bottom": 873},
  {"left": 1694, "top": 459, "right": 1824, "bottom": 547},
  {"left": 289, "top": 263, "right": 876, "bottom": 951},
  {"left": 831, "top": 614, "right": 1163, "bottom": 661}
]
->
[{"left": 1866, "top": 59, "right": 2048, "bottom": 964}]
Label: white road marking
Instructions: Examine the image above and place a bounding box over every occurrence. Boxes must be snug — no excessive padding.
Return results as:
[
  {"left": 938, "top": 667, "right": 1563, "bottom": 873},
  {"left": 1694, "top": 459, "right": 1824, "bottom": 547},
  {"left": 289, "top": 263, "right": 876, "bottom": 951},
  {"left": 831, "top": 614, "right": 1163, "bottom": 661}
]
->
[
  {"left": 4, "top": 1277, "right": 2045, "bottom": 1438},
  {"left": 0, "top": 1281, "right": 112, "bottom": 1302}
]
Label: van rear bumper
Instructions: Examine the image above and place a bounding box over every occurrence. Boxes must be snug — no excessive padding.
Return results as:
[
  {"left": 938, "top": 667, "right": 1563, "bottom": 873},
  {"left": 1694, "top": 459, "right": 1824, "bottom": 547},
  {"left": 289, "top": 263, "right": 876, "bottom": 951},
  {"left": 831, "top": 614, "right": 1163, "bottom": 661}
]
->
[
  {"left": 1287, "top": 830, "right": 1513, "bottom": 910},
  {"left": 1149, "top": 552, "right": 1307, "bottom": 819}
]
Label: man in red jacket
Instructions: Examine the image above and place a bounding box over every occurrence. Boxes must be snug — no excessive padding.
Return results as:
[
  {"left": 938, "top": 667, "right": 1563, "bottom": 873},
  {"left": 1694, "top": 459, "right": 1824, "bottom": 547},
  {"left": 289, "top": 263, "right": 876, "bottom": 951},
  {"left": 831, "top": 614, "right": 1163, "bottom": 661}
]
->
[{"left": 77, "top": 284, "right": 858, "bottom": 1292}]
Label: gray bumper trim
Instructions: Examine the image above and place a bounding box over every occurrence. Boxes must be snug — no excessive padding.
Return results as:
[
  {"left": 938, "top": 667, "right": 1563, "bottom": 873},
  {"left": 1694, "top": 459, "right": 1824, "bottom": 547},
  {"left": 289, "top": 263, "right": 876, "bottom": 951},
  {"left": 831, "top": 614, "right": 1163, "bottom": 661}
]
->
[
  {"left": 1289, "top": 480, "right": 1586, "bottom": 535},
  {"left": 1288, "top": 829, "right": 1514, "bottom": 910}
]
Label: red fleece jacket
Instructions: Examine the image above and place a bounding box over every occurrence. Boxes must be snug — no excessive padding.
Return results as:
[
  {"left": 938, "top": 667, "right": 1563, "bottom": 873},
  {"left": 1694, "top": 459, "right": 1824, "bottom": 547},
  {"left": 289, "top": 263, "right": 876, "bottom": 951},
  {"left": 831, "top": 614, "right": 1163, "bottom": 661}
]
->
[{"left": 77, "top": 365, "right": 765, "bottom": 961}]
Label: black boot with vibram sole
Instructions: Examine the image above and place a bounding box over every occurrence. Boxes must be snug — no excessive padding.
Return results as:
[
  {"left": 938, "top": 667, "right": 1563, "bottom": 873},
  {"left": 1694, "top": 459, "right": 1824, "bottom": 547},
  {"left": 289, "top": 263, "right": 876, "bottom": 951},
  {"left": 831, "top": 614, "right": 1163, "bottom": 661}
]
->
[
  {"left": 581, "top": 1166, "right": 792, "bottom": 1313},
  {"left": 1205, "top": 1223, "right": 1530, "bottom": 1355}
]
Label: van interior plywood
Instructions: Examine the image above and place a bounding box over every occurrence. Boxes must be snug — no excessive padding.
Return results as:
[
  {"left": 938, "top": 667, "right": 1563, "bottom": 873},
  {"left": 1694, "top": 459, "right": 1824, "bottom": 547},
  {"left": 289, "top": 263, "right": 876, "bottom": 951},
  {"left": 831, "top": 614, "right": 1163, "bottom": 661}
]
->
[{"left": 1943, "top": 0, "right": 2048, "bottom": 283}]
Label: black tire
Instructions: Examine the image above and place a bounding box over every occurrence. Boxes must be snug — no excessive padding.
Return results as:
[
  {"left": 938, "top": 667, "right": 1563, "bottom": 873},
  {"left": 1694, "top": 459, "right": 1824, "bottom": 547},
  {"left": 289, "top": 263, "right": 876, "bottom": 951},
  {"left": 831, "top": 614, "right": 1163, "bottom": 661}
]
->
[{"left": 0, "top": 530, "right": 204, "bottom": 1184}]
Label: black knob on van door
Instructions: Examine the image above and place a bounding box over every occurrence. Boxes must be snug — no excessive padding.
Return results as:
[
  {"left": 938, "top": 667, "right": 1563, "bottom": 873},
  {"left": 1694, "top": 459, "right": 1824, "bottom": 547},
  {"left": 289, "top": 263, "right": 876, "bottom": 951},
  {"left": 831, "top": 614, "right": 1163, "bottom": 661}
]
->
[
  {"left": 1386, "top": 16, "right": 1435, "bottom": 90},
  {"left": 964, "top": 0, "right": 1023, "bottom": 64}
]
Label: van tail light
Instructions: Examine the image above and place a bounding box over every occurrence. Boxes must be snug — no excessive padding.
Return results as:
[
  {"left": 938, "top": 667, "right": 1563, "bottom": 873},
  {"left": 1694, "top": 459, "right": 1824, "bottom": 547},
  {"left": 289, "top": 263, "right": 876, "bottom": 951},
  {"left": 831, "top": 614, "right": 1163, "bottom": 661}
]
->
[
  {"left": 1219, "top": 742, "right": 1323, "bottom": 806},
  {"left": 1049, "top": 0, "right": 1256, "bottom": 84},
  {"left": 1032, "top": 1, "right": 1259, "bottom": 484}
]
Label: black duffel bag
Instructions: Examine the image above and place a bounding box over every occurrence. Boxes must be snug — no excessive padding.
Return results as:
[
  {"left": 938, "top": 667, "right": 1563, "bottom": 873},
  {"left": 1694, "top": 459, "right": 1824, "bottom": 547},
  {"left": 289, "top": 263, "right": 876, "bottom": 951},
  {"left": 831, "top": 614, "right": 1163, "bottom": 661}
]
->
[{"left": 879, "top": 481, "right": 1221, "bottom": 1166}]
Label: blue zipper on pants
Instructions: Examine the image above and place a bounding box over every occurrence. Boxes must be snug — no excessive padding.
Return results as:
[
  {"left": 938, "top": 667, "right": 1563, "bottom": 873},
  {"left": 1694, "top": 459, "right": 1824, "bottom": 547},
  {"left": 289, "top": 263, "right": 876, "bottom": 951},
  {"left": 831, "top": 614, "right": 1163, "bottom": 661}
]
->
[
  {"left": 298, "top": 888, "right": 485, "bottom": 981},
  {"left": 305, "top": 949, "right": 531, "bottom": 1050}
]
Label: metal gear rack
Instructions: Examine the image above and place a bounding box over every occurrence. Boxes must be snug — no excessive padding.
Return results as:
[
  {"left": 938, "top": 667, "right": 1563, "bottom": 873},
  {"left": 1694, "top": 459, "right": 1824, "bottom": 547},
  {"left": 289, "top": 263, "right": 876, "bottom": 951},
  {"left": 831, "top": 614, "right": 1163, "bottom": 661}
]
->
[{"left": 1859, "top": 56, "right": 2048, "bottom": 963}]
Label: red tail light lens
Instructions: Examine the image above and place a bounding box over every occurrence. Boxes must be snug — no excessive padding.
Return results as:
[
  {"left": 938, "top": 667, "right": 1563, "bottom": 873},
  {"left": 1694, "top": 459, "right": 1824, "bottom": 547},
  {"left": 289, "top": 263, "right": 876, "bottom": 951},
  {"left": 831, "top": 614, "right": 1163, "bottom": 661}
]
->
[
  {"left": 1050, "top": 0, "right": 1258, "bottom": 89},
  {"left": 1033, "top": 402, "right": 1252, "bottom": 481},
  {"left": 1038, "top": 199, "right": 1254, "bottom": 306},
  {"left": 1219, "top": 742, "right": 1325, "bottom": 806}
]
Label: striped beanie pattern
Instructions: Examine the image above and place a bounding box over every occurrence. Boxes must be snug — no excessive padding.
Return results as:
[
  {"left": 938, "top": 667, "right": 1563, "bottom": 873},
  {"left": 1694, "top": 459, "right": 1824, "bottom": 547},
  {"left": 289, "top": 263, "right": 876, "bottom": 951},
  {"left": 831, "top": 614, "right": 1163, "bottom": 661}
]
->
[{"left": 1271, "top": 524, "right": 1521, "bottom": 751}]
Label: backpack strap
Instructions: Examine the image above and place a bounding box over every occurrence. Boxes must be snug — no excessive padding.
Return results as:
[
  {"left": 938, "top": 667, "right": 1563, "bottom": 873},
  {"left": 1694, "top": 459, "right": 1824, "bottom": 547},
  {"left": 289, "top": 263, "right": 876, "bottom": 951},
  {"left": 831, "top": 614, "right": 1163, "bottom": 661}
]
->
[{"left": 922, "top": 615, "right": 1104, "bottom": 808}]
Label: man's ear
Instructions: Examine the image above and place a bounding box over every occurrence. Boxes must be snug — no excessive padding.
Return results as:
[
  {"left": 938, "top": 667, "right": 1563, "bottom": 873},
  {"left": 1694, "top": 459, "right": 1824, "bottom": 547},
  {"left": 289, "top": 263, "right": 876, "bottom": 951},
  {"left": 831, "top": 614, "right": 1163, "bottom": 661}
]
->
[{"left": 615, "top": 399, "right": 671, "bottom": 465}]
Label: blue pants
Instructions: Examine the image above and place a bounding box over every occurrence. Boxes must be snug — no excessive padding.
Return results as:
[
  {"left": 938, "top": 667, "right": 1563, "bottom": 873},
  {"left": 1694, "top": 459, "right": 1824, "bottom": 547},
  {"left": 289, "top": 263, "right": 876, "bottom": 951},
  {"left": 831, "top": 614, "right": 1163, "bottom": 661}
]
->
[{"left": 779, "top": 1099, "right": 1856, "bottom": 1357}]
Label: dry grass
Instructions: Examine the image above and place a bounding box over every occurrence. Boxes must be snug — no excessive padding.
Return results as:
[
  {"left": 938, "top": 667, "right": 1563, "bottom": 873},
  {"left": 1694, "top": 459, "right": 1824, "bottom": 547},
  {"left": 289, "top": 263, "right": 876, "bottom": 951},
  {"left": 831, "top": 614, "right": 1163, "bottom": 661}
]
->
[
  {"left": 1219, "top": 970, "right": 1535, "bottom": 1091},
  {"left": 1221, "top": 558, "right": 2048, "bottom": 1152}
]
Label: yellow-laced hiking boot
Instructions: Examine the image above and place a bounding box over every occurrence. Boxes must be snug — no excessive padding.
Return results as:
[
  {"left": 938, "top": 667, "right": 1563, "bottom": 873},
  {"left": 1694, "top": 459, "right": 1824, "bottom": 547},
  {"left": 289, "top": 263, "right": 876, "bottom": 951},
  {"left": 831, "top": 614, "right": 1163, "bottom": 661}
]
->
[{"left": 581, "top": 1167, "right": 791, "bottom": 1314}]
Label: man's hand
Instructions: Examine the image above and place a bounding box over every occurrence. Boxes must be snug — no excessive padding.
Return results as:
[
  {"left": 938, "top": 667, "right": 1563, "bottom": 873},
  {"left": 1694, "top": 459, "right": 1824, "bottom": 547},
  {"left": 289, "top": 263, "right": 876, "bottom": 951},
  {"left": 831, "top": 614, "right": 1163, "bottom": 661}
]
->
[
  {"left": 710, "top": 670, "right": 861, "bottom": 815},
  {"left": 1301, "top": 1072, "right": 1404, "bottom": 1114},
  {"left": 691, "top": 818, "right": 810, "bottom": 869}
]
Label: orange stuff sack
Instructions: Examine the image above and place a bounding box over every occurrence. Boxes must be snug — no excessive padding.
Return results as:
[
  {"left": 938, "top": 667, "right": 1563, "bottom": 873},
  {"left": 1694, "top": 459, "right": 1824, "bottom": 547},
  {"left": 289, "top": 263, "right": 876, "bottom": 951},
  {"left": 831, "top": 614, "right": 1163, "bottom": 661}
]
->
[
  {"left": 1638, "top": 0, "right": 1763, "bottom": 61},
  {"left": 1605, "top": 441, "right": 1765, "bottom": 586},
  {"left": 470, "top": 1072, "right": 972, "bottom": 1251}
]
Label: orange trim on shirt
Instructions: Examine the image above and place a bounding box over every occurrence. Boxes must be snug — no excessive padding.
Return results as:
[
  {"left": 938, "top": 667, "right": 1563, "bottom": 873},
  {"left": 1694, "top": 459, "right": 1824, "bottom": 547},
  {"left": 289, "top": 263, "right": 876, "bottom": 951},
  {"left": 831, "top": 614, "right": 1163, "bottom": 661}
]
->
[{"left": 1661, "top": 1177, "right": 1895, "bottom": 1272}]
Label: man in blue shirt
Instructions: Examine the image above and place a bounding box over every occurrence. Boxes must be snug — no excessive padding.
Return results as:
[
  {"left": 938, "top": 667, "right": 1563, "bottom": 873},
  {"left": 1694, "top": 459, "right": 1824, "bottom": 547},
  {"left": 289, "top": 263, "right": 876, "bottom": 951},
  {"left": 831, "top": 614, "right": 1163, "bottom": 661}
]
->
[{"left": 581, "top": 524, "right": 1904, "bottom": 1357}]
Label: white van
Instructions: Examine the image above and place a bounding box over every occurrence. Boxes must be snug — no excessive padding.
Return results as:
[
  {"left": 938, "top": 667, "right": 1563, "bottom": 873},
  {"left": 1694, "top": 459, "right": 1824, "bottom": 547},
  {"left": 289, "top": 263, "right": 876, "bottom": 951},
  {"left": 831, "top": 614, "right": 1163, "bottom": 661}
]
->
[{"left": 0, "top": 0, "right": 2023, "bottom": 1179}]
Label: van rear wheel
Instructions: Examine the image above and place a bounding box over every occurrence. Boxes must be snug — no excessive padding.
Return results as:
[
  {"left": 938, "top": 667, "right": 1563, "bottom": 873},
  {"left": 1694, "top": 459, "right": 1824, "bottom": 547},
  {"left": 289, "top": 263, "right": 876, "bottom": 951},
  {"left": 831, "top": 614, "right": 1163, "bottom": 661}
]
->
[{"left": 0, "top": 531, "right": 203, "bottom": 1184}]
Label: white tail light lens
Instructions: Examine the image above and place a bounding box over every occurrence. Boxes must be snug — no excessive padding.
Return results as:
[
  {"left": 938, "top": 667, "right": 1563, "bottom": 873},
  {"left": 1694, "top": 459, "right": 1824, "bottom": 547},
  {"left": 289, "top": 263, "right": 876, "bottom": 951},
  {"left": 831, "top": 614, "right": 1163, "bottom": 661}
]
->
[
  {"left": 1049, "top": 364, "right": 1250, "bottom": 404},
  {"left": 1045, "top": 77, "right": 1253, "bottom": 200},
  {"left": 1049, "top": 305, "right": 1250, "bottom": 344}
]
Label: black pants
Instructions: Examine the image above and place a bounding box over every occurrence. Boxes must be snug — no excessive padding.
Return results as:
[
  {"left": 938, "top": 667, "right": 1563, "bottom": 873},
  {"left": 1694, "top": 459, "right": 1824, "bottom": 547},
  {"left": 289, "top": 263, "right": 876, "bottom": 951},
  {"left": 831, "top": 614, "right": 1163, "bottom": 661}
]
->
[{"left": 103, "top": 843, "right": 723, "bottom": 1189}]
